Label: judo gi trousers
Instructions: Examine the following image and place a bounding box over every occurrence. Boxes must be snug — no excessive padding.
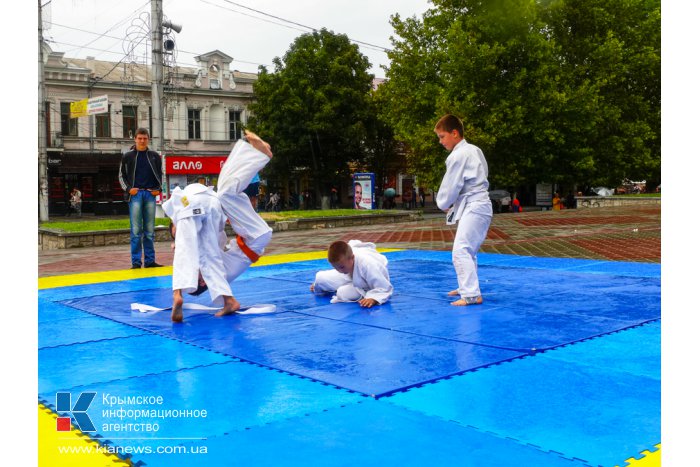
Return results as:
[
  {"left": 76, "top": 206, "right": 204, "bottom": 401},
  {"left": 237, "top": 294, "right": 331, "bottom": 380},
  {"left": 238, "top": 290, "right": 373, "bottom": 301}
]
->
[{"left": 453, "top": 200, "right": 492, "bottom": 298}]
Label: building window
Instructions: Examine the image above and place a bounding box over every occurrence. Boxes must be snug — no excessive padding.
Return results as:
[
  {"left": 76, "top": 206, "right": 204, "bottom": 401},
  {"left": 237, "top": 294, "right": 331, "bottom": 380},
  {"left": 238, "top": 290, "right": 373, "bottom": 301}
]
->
[
  {"left": 60, "top": 102, "right": 78, "bottom": 136},
  {"left": 188, "top": 109, "right": 201, "bottom": 139},
  {"left": 122, "top": 105, "right": 137, "bottom": 138},
  {"left": 95, "top": 105, "right": 111, "bottom": 138},
  {"left": 229, "top": 110, "right": 242, "bottom": 140}
]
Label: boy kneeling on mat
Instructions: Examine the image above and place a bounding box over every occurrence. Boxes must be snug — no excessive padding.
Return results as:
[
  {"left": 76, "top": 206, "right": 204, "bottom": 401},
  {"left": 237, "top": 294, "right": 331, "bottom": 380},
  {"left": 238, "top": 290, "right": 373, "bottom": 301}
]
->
[
  {"left": 164, "top": 130, "right": 273, "bottom": 322},
  {"left": 310, "top": 240, "right": 393, "bottom": 308}
]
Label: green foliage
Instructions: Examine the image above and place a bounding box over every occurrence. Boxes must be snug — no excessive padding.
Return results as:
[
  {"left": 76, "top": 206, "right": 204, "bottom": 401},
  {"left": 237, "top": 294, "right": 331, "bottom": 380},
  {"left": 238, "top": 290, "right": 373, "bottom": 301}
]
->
[
  {"left": 249, "top": 29, "right": 378, "bottom": 194},
  {"left": 382, "top": 0, "right": 660, "bottom": 190}
]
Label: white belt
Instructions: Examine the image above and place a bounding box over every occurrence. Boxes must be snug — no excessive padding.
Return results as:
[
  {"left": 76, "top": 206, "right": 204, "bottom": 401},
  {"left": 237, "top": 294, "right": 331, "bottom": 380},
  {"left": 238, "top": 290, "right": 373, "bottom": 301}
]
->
[{"left": 130, "top": 302, "right": 277, "bottom": 315}]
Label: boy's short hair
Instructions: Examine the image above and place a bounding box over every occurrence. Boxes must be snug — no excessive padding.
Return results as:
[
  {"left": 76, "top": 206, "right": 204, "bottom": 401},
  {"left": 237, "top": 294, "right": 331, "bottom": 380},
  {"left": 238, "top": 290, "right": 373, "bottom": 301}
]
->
[
  {"left": 135, "top": 127, "right": 150, "bottom": 137},
  {"left": 434, "top": 114, "right": 464, "bottom": 137},
  {"left": 328, "top": 240, "right": 352, "bottom": 263}
]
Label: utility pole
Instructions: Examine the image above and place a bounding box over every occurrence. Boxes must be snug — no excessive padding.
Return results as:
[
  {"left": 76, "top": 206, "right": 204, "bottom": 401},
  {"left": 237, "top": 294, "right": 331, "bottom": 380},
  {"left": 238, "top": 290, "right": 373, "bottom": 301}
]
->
[
  {"left": 151, "top": 0, "right": 163, "bottom": 155},
  {"left": 38, "top": 0, "right": 49, "bottom": 222}
]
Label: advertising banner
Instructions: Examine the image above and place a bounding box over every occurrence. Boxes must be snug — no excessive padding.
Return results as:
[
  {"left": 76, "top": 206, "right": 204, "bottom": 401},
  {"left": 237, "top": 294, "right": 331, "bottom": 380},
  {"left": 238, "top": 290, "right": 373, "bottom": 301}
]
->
[
  {"left": 536, "top": 183, "right": 553, "bottom": 206},
  {"left": 69, "top": 95, "right": 109, "bottom": 118},
  {"left": 353, "top": 173, "right": 375, "bottom": 210},
  {"left": 70, "top": 98, "right": 88, "bottom": 118},
  {"left": 87, "top": 95, "right": 109, "bottom": 115}
]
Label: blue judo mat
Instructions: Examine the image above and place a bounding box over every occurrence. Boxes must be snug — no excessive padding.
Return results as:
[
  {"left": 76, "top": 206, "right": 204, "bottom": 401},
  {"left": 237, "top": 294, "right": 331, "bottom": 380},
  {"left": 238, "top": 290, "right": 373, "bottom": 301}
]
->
[{"left": 38, "top": 251, "right": 660, "bottom": 466}]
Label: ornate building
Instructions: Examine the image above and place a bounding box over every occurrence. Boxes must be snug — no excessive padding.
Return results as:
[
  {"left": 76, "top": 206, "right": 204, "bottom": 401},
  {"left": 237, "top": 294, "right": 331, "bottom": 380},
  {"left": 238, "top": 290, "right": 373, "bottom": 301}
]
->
[{"left": 42, "top": 43, "right": 256, "bottom": 215}]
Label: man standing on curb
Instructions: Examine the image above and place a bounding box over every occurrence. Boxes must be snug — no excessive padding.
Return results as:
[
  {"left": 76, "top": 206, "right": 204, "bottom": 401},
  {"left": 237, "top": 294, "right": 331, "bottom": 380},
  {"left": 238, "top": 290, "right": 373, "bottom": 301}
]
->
[{"left": 119, "top": 128, "right": 163, "bottom": 269}]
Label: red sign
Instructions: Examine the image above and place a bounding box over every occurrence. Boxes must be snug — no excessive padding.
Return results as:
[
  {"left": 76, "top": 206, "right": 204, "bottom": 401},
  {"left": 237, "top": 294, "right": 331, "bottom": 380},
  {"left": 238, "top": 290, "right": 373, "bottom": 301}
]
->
[{"left": 165, "top": 156, "right": 229, "bottom": 174}]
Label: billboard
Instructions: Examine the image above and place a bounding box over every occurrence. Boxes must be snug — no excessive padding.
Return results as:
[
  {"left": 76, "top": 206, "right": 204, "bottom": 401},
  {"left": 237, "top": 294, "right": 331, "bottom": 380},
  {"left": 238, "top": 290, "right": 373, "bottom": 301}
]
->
[
  {"left": 353, "top": 173, "right": 375, "bottom": 210},
  {"left": 536, "top": 183, "right": 553, "bottom": 206}
]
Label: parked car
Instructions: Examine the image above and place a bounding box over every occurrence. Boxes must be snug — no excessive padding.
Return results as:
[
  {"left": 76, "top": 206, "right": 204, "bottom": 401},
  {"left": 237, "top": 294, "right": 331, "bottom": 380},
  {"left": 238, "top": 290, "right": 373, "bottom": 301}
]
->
[{"left": 488, "top": 190, "right": 512, "bottom": 213}]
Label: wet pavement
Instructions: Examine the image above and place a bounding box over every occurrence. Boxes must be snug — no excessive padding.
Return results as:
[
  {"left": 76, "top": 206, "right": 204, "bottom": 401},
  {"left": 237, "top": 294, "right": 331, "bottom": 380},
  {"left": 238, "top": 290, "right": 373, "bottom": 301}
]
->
[{"left": 38, "top": 204, "right": 660, "bottom": 277}]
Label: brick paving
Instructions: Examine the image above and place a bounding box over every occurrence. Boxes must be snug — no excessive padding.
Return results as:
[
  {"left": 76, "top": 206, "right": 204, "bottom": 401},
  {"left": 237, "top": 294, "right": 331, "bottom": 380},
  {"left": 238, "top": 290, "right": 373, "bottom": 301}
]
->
[{"left": 38, "top": 204, "right": 660, "bottom": 277}]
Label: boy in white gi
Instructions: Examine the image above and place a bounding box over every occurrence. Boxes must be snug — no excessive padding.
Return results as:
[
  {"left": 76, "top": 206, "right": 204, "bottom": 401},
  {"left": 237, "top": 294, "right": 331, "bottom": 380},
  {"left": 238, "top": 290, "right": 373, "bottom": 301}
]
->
[
  {"left": 163, "top": 131, "right": 273, "bottom": 322},
  {"left": 434, "top": 114, "right": 493, "bottom": 306},
  {"left": 310, "top": 240, "right": 393, "bottom": 308},
  {"left": 217, "top": 132, "right": 273, "bottom": 287}
]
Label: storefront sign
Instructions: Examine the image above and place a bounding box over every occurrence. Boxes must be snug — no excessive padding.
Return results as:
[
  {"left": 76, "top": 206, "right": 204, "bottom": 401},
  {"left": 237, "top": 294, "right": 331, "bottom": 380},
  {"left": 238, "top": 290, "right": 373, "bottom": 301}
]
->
[{"left": 165, "top": 156, "right": 229, "bottom": 174}]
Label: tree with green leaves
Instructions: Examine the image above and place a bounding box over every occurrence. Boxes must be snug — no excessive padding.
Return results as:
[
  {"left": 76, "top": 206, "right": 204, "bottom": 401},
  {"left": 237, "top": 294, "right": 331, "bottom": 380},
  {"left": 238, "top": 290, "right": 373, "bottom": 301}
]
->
[
  {"left": 544, "top": 0, "right": 661, "bottom": 188},
  {"left": 382, "top": 0, "right": 660, "bottom": 192},
  {"left": 248, "top": 29, "right": 374, "bottom": 204}
]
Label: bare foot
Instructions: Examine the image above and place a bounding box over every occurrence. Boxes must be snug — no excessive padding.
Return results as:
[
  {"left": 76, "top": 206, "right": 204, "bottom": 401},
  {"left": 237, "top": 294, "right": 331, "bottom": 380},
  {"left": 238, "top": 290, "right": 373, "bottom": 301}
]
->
[
  {"left": 447, "top": 289, "right": 459, "bottom": 296},
  {"left": 215, "top": 296, "right": 241, "bottom": 317},
  {"left": 450, "top": 296, "right": 483, "bottom": 306},
  {"left": 171, "top": 293, "right": 184, "bottom": 323}
]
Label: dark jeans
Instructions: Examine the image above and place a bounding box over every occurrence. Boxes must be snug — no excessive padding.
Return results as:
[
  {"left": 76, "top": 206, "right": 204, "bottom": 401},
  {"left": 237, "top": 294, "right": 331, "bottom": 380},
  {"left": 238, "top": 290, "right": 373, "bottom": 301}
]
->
[{"left": 129, "top": 190, "right": 156, "bottom": 266}]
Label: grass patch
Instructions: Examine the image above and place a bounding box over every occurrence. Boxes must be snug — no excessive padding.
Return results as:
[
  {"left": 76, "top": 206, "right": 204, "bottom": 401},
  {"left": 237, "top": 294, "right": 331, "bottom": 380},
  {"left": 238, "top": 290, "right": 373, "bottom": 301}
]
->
[
  {"left": 40, "top": 209, "right": 399, "bottom": 232},
  {"left": 40, "top": 218, "right": 171, "bottom": 232},
  {"left": 622, "top": 193, "right": 661, "bottom": 198}
]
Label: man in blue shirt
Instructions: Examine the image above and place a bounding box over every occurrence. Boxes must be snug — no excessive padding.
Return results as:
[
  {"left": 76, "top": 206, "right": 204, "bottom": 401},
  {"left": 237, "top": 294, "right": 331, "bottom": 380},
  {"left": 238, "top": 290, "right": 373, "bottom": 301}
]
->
[{"left": 119, "top": 128, "right": 163, "bottom": 269}]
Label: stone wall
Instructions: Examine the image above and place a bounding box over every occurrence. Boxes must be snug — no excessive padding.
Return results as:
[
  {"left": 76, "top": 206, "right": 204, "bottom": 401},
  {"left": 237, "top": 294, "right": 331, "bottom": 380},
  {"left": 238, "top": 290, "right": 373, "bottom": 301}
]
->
[{"left": 39, "top": 227, "right": 171, "bottom": 251}]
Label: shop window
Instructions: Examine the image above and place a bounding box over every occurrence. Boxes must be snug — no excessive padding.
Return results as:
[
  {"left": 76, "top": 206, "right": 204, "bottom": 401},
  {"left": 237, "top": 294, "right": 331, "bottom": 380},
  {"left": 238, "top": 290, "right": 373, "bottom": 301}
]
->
[
  {"left": 49, "top": 176, "right": 66, "bottom": 201},
  {"left": 112, "top": 179, "right": 125, "bottom": 201},
  {"left": 60, "top": 102, "right": 78, "bottom": 136},
  {"left": 229, "top": 110, "right": 242, "bottom": 140},
  {"left": 96, "top": 105, "right": 111, "bottom": 138},
  {"left": 188, "top": 109, "right": 201, "bottom": 139},
  {"left": 80, "top": 176, "right": 93, "bottom": 200},
  {"left": 122, "top": 105, "right": 137, "bottom": 138}
]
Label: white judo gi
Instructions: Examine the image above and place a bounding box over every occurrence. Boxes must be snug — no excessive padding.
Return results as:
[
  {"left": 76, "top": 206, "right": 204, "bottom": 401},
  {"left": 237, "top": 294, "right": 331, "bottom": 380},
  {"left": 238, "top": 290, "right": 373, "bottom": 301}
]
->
[
  {"left": 216, "top": 139, "right": 273, "bottom": 282},
  {"left": 436, "top": 139, "right": 493, "bottom": 299},
  {"left": 163, "top": 183, "right": 232, "bottom": 305},
  {"left": 162, "top": 139, "right": 273, "bottom": 305},
  {"left": 312, "top": 240, "right": 393, "bottom": 304}
]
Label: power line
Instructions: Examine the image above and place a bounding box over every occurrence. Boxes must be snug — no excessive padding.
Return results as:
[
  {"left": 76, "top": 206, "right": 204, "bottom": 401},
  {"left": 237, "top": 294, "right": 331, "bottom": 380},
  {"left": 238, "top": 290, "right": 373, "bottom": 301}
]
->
[
  {"left": 47, "top": 22, "right": 268, "bottom": 69},
  {"left": 201, "top": 0, "right": 390, "bottom": 53},
  {"left": 200, "top": 0, "right": 309, "bottom": 34},
  {"left": 55, "top": 1, "right": 150, "bottom": 56}
]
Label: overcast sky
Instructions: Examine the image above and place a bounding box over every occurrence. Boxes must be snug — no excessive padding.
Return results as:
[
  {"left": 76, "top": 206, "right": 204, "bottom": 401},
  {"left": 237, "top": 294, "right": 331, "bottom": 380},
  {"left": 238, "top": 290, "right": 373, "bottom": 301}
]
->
[{"left": 43, "top": 0, "right": 432, "bottom": 77}]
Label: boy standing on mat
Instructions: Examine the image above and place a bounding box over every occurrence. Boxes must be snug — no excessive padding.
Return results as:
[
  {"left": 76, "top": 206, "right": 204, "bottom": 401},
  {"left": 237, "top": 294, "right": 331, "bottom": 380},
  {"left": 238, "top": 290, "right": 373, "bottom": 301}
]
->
[
  {"left": 164, "top": 130, "right": 273, "bottom": 322},
  {"left": 310, "top": 240, "right": 393, "bottom": 308},
  {"left": 434, "top": 114, "right": 493, "bottom": 306}
]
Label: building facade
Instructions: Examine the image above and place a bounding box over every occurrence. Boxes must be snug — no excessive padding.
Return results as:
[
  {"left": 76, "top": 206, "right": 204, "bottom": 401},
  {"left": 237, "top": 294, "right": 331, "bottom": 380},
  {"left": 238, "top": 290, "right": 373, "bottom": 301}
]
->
[{"left": 42, "top": 44, "right": 257, "bottom": 215}]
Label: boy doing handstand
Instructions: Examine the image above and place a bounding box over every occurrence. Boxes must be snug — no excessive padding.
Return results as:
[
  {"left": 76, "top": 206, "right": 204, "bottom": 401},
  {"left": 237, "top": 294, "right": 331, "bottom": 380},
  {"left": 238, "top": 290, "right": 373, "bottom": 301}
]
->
[
  {"left": 310, "top": 240, "right": 393, "bottom": 308},
  {"left": 164, "top": 130, "right": 273, "bottom": 322}
]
